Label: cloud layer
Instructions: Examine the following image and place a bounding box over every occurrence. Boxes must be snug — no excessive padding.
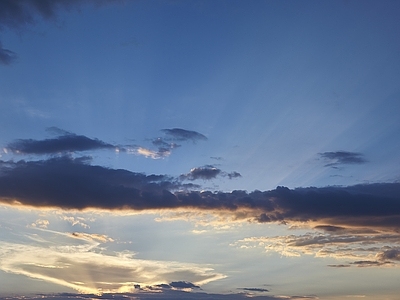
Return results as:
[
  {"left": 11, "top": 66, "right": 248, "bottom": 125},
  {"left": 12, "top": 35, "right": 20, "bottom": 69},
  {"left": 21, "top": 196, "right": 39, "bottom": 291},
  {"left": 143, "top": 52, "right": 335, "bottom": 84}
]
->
[{"left": 0, "top": 155, "right": 399, "bottom": 233}]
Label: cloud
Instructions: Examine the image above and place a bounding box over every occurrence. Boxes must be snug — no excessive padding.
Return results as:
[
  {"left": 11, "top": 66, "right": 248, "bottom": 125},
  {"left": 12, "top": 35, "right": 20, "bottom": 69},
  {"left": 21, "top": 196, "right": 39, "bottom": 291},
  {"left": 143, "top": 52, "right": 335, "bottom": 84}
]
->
[
  {"left": 180, "top": 166, "right": 241, "bottom": 181},
  {"left": 233, "top": 229, "right": 400, "bottom": 267},
  {"left": 0, "top": 156, "right": 400, "bottom": 232},
  {"left": 161, "top": 128, "right": 207, "bottom": 142},
  {"left": 238, "top": 288, "right": 269, "bottom": 292},
  {"left": 350, "top": 260, "right": 391, "bottom": 267},
  {"left": 319, "top": 151, "right": 367, "bottom": 167},
  {"left": 0, "top": 239, "right": 224, "bottom": 295},
  {"left": 0, "top": 292, "right": 318, "bottom": 300},
  {"left": 169, "top": 281, "right": 200, "bottom": 289},
  {"left": 6, "top": 133, "right": 116, "bottom": 154},
  {"left": 0, "top": 42, "right": 17, "bottom": 65},
  {"left": 0, "top": 0, "right": 117, "bottom": 65},
  {"left": 376, "top": 249, "right": 400, "bottom": 261},
  {"left": 0, "top": 156, "right": 191, "bottom": 210},
  {"left": 31, "top": 218, "right": 50, "bottom": 229},
  {"left": 181, "top": 166, "right": 221, "bottom": 181},
  {"left": 70, "top": 232, "right": 114, "bottom": 243}
]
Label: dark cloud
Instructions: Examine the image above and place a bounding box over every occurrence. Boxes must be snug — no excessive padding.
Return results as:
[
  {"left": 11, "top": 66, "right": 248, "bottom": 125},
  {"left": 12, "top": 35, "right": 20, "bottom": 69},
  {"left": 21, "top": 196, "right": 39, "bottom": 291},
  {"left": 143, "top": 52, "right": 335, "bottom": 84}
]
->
[
  {"left": 180, "top": 166, "right": 241, "bottom": 181},
  {"left": 0, "top": 156, "right": 399, "bottom": 232},
  {"left": 181, "top": 166, "right": 222, "bottom": 181},
  {"left": 0, "top": 42, "right": 17, "bottom": 65},
  {"left": 169, "top": 281, "right": 200, "bottom": 289},
  {"left": 327, "top": 264, "right": 350, "bottom": 268},
  {"left": 0, "top": 0, "right": 117, "bottom": 65},
  {"left": 0, "top": 292, "right": 315, "bottom": 300},
  {"left": 377, "top": 249, "right": 400, "bottom": 261},
  {"left": 350, "top": 260, "right": 390, "bottom": 267},
  {"left": 161, "top": 128, "right": 207, "bottom": 142},
  {"left": 238, "top": 288, "right": 269, "bottom": 292},
  {"left": 0, "top": 156, "right": 188, "bottom": 210},
  {"left": 226, "top": 171, "right": 242, "bottom": 179},
  {"left": 6, "top": 133, "right": 116, "bottom": 154},
  {"left": 319, "top": 151, "right": 367, "bottom": 167}
]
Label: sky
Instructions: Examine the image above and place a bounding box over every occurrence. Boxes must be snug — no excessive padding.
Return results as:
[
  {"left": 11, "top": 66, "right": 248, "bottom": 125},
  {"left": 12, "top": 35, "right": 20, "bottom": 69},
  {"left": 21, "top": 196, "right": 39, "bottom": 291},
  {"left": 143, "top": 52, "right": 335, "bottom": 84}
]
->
[{"left": 0, "top": 0, "right": 400, "bottom": 299}]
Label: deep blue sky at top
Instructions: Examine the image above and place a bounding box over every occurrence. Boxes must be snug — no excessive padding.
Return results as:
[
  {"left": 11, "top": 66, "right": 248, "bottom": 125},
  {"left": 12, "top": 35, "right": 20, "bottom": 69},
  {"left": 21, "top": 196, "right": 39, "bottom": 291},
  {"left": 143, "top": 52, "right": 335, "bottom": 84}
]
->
[{"left": 0, "top": 0, "right": 399, "bottom": 191}]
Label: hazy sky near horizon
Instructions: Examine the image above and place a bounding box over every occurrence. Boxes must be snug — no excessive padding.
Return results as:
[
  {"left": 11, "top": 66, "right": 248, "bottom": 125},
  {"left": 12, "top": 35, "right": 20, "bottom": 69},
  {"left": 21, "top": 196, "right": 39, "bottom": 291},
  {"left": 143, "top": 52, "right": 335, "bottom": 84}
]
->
[{"left": 0, "top": 1, "right": 400, "bottom": 299}]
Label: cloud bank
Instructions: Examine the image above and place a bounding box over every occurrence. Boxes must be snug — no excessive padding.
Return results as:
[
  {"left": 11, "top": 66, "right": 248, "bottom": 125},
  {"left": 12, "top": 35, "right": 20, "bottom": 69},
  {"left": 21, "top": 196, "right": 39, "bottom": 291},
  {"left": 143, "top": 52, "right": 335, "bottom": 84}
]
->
[{"left": 0, "top": 156, "right": 399, "bottom": 232}]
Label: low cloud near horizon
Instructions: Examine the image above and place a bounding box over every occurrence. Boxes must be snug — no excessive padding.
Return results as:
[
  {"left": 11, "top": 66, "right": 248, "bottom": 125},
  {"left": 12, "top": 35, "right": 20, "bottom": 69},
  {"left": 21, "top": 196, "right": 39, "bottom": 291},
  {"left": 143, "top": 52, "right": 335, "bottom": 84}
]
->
[{"left": 0, "top": 155, "right": 399, "bottom": 233}]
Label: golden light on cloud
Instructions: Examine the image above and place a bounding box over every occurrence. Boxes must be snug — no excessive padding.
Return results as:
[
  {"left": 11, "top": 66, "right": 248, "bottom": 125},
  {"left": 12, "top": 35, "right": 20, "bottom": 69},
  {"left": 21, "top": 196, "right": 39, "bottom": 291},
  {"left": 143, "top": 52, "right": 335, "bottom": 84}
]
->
[{"left": 0, "top": 237, "right": 225, "bottom": 295}]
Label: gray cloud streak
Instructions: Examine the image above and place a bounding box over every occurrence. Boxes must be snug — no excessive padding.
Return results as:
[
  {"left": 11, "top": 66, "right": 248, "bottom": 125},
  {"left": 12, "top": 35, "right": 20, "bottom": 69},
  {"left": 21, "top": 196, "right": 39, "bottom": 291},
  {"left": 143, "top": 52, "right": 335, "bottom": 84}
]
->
[
  {"left": 319, "top": 151, "right": 367, "bottom": 168},
  {"left": 6, "top": 134, "right": 116, "bottom": 154},
  {"left": 161, "top": 128, "right": 207, "bottom": 142}
]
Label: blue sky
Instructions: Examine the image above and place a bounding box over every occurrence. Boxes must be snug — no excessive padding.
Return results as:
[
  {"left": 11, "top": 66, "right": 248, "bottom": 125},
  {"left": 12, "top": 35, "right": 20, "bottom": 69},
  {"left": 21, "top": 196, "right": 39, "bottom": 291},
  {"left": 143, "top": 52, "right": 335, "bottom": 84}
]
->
[{"left": 0, "top": 1, "right": 400, "bottom": 299}]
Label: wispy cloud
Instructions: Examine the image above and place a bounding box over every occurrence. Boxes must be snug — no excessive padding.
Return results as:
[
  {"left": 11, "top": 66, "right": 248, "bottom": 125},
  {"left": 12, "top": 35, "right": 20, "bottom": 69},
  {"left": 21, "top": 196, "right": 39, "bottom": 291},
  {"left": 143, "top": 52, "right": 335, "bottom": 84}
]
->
[
  {"left": 319, "top": 151, "right": 367, "bottom": 168},
  {"left": 0, "top": 239, "right": 224, "bottom": 295},
  {"left": 161, "top": 128, "right": 207, "bottom": 142},
  {"left": 0, "top": 42, "right": 17, "bottom": 65},
  {"left": 233, "top": 227, "right": 400, "bottom": 267}
]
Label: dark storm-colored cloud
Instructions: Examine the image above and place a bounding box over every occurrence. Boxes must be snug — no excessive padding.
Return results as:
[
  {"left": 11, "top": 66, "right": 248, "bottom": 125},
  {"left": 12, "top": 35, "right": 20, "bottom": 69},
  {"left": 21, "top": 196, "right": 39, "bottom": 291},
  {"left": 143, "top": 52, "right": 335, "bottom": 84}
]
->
[
  {"left": 161, "top": 128, "right": 207, "bottom": 142},
  {"left": 319, "top": 151, "right": 367, "bottom": 167},
  {"left": 0, "top": 42, "right": 17, "bottom": 65},
  {"left": 6, "top": 133, "right": 116, "bottom": 154},
  {"left": 0, "top": 156, "right": 400, "bottom": 232}
]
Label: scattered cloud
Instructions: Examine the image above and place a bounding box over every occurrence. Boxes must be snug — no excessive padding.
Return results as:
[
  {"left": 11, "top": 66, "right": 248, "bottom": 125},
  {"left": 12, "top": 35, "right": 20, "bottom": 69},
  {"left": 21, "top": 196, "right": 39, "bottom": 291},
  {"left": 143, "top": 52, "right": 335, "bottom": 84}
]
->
[
  {"left": 31, "top": 219, "right": 50, "bottom": 229},
  {"left": 161, "top": 128, "right": 207, "bottom": 142},
  {"left": 181, "top": 166, "right": 222, "bottom": 181},
  {"left": 319, "top": 151, "right": 367, "bottom": 168},
  {"left": 62, "top": 216, "right": 91, "bottom": 229},
  {"left": 180, "top": 166, "right": 241, "bottom": 181},
  {"left": 6, "top": 133, "right": 116, "bottom": 155}
]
